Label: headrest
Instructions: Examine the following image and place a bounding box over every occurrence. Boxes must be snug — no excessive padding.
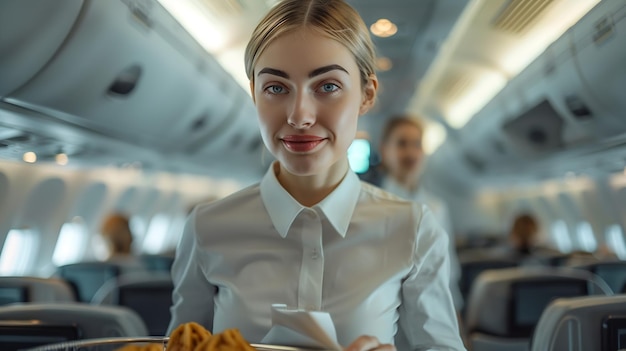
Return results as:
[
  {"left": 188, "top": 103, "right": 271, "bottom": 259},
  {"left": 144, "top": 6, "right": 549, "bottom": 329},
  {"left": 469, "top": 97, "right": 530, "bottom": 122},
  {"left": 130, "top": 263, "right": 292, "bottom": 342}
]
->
[
  {"left": 92, "top": 273, "right": 172, "bottom": 305},
  {"left": 0, "top": 303, "right": 148, "bottom": 337},
  {"left": 0, "top": 277, "right": 76, "bottom": 303},
  {"left": 465, "top": 267, "right": 612, "bottom": 338},
  {"left": 568, "top": 260, "right": 626, "bottom": 293},
  {"left": 531, "top": 295, "right": 626, "bottom": 351}
]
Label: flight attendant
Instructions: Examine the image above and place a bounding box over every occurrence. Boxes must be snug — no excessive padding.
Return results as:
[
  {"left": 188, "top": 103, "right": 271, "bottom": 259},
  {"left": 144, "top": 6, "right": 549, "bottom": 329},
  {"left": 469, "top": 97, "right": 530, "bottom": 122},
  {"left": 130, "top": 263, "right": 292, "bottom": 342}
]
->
[
  {"left": 375, "top": 116, "right": 464, "bottom": 312},
  {"left": 169, "top": 1, "right": 466, "bottom": 350}
]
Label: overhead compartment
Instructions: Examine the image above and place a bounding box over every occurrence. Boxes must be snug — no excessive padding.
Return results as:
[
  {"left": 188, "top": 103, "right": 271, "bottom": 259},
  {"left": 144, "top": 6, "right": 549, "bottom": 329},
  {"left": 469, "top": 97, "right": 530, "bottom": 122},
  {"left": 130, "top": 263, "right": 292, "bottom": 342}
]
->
[
  {"left": 3, "top": 0, "right": 247, "bottom": 150},
  {"left": 0, "top": 0, "right": 84, "bottom": 97},
  {"left": 464, "top": 0, "right": 626, "bottom": 162}
]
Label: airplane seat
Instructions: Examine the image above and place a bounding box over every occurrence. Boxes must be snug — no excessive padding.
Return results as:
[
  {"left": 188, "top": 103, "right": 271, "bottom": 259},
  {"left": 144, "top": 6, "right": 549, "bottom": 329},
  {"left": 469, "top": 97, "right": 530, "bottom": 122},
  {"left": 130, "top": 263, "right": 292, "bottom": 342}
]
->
[
  {"left": 465, "top": 267, "right": 612, "bottom": 351},
  {"left": 56, "top": 262, "right": 121, "bottom": 303},
  {"left": 0, "top": 303, "right": 148, "bottom": 338},
  {"left": 458, "top": 251, "right": 520, "bottom": 308},
  {"left": 139, "top": 254, "right": 174, "bottom": 273},
  {"left": 530, "top": 295, "right": 626, "bottom": 351},
  {"left": 92, "top": 273, "right": 173, "bottom": 336},
  {"left": 568, "top": 260, "right": 626, "bottom": 294},
  {"left": 0, "top": 277, "right": 76, "bottom": 304}
]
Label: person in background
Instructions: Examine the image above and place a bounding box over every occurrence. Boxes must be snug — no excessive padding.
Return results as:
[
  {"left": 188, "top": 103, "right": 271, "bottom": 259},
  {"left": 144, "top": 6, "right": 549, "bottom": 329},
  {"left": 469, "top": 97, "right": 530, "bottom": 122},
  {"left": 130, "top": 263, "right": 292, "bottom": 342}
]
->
[
  {"left": 169, "top": 1, "right": 466, "bottom": 350},
  {"left": 508, "top": 213, "right": 539, "bottom": 258},
  {"left": 100, "top": 213, "right": 134, "bottom": 257},
  {"left": 371, "top": 115, "right": 464, "bottom": 313}
]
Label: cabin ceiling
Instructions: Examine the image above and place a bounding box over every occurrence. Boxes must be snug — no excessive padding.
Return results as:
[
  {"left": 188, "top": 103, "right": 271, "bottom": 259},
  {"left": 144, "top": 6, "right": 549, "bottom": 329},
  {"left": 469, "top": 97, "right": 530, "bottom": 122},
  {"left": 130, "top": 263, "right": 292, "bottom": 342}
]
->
[{"left": 346, "top": 0, "right": 469, "bottom": 144}]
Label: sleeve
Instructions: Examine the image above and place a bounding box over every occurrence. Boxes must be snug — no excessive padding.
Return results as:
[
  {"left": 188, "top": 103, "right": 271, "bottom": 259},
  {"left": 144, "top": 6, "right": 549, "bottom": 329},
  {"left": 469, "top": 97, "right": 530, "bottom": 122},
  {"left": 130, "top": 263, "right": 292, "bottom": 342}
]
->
[
  {"left": 168, "top": 209, "right": 217, "bottom": 334},
  {"left": 398, "top": 205, "right": 466, "bottom": 351}
]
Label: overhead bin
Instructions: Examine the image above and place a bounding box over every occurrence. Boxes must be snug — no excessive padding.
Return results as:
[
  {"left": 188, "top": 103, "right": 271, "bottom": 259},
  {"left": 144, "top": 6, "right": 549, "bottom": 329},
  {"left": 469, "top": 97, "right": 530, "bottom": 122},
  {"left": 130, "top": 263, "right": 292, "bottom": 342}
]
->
[
  {"left": 463, "top": 0, "right": 626, "bottom": 162},
  {"left": 4, "top": 0, "right": 248, "bottom": 150},
  {"left": 0, "top": 0, "right": 84, "bottom": 97}
]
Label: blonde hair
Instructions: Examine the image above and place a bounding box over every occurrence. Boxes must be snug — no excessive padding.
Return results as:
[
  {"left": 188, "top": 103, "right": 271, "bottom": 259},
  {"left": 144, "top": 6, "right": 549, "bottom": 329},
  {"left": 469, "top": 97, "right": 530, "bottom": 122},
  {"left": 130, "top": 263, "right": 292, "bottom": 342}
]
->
[{"left": 244, "top": 0, "right": 377, "bottom": 86}]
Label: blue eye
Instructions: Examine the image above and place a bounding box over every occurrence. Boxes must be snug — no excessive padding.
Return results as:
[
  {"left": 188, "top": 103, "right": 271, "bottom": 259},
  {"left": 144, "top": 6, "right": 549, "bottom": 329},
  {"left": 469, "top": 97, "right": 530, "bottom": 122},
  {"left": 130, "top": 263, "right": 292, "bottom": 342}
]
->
[
  {"left": 266, "top": 85, "right": 286, "bottom": 94},
  {"left": 321, "top": 83, "right": 339, "bottom": 93}
]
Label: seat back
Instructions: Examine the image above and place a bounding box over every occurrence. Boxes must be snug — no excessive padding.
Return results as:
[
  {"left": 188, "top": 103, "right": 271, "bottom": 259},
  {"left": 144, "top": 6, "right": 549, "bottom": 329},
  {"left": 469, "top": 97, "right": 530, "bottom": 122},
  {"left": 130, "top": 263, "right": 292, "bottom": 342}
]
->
[
  {"left": 531, "top": 295, "right": 626, "bottom": 351},
  {"left": 459, "top": 258, "right": 519, "bottom": 302},
  {"left": 140, "top": 254, "right": 174, "bottom": 273},
  {"left": 0, "top": 303, "right": 148, "bottom": 338},
  {"left": 569, "top": 261, "right": 626, "bottom": 293},
  {"left": 56, "top": 262, "right": 120, "bottom": 302},
  {"left": 92, "top": 273, "right": 173, "bottom": 336},
  {"left": 0, "top": 320, "right": 80, "bottom": 350},
  {"left": 465, "top": 267, "right": 611, "bottom": 351},
  {"left": 0, "top": 277, "right": 76, "bottom": 305}
]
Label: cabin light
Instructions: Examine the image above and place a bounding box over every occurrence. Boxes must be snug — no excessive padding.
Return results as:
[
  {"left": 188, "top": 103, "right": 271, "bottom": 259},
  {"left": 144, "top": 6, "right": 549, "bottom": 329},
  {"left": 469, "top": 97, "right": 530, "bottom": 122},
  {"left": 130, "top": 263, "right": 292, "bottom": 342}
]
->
[
  {"left": 55, "top": 153, "right": 68, "bottom": 166},
  {"left": 422, "top": 122, "right": 447, "bottom": 155},
  {"left": 370, "top": 19, "right": 398, "bottom": 38},
  {"left": 376, "top": 57, "right": 393, "bottom": 72},
  {"left": 445, "top": 70, "right": 507, "bottom": 128},
  {"left": 22, "top": 152, "right": 37, "bottom": 163},
  {"left": 348, "top": 139, "right": 370, "bottom": 174},
  {"left": 157, "top": 0, "right": 228, "bottom": 52}
]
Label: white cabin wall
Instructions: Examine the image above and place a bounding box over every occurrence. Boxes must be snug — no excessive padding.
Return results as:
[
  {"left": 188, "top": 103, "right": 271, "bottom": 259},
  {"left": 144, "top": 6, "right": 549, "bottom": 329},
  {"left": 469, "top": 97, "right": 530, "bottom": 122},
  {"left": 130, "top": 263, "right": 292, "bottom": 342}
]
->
[{"left": 0, "top": 159, "right": 242, "bottom": 276}]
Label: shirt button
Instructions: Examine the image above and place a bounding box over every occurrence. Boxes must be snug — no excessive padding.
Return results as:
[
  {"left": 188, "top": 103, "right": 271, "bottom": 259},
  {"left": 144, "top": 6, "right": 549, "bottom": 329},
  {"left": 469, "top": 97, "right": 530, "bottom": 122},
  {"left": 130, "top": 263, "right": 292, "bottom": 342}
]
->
[{"left": 312, "top": 249, "right": 318, "bottom": 259}]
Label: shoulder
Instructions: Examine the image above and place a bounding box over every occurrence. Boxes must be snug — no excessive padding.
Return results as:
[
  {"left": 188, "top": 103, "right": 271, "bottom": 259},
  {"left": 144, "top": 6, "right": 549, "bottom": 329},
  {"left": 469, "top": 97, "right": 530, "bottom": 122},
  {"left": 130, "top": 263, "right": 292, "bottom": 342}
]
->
[
  {"left": 190, "top": 183, "right": 265, "bottom": 235},
  {"left": 194, "top": 183, "right": 261, "bottom": 217},
  {"left": 358, "top": 181, "right": 430, "bottom": 233}
]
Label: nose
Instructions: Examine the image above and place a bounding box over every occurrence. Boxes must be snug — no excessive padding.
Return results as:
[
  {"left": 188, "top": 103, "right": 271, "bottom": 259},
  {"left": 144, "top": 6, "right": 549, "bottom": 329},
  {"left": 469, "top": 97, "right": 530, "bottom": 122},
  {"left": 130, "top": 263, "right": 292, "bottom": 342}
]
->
[{"left": 287, "top": 91, "right": 316, "bottom": 129}]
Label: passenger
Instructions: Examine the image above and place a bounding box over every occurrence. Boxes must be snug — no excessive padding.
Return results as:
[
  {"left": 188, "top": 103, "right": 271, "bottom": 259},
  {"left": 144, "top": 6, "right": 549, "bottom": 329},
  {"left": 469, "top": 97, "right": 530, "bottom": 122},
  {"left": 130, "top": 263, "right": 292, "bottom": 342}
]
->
[
  {"left": 508, "top": 213, "right": 539, "bottom": 258},
  {"left": 374, "top": 116, "right": 464, "bottom": 321},
  {"left": 169, "top": 1, "right": 465, "bottom": 350},
  {"left": 100, "top": 213, "right": 134, "bottom": 257},
  {"left": 99, "top": 213, "right": 144, "bottom": 272}
]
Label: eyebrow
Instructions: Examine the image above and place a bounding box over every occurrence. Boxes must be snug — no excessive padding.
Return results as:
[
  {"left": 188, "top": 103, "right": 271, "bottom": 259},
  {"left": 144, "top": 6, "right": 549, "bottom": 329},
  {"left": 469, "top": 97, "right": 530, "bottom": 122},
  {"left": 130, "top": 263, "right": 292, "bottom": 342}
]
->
[{"left": 257, "top": 64, "right": 349, "bottom": 79}]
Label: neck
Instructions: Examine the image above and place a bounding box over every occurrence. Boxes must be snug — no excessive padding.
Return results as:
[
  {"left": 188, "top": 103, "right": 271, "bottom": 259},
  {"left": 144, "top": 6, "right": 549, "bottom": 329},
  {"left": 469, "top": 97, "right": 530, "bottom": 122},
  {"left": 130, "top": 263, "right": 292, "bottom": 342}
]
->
[
  {"left": 276, "top": 159, "right": 349, "bottom": 207},
  {"left": 390, "top": 172, "right": 419, "bottom": 192}
]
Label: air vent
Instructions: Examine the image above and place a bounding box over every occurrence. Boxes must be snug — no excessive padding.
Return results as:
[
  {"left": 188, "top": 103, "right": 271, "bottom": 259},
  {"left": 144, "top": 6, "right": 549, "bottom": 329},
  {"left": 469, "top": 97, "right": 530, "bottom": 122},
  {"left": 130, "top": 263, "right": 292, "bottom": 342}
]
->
[
  {"left": 441, "top": 74, "right": 473, "bottom": 102},
  {"left": 190, "top": 114, "right": 208, "bottom": 132},
  {"left": 492, "top": 0, "right": 554, "bottom": 35},
  {"left": 502, "top": 99, "right": 565, "bottom": 154},
  {"left": 107, "top": 65, "right": 142, "bottom": 97},
  {"left": 565, "top": 95, "right": 594, "bottom": 120}
]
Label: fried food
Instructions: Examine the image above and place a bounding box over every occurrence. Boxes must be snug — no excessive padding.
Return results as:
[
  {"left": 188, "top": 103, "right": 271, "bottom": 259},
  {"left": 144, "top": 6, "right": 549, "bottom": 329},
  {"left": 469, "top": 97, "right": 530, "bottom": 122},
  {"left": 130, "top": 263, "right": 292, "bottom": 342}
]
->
[
  {"left": 113, "top": 322, "right": 254, "bottom": 351},
  {"left": 168, "top": 322, "right": 212, "bottom": 351}
]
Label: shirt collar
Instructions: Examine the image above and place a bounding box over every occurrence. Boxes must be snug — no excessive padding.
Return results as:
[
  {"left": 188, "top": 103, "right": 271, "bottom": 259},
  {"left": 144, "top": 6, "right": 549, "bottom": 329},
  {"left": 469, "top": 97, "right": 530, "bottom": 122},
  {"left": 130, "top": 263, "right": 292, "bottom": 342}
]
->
[{"left": 260, "top": 162, "right": 361, "bottom": 238}]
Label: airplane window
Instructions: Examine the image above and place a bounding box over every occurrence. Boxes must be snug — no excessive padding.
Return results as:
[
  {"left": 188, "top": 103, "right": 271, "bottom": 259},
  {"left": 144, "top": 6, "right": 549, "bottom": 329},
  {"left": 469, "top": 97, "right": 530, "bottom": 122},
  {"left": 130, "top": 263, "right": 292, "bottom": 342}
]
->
[
  {"left": 576, "top": 222, "right": 597, "bottom": 252},
  {"left": 142, "top": 214, "right": 171, "bottom": 254},
  {"left": 606, "top": 225, "right": 626, "bottom": 260},
  {"left": 551, "top": 220, "right": 572, "bottom": 253},
  {"left": 348, "top": 139, "right": 370, "bottom": 174},
  {"left": 52, "top": 218, "right": 88, "bottom": 266},
  {"left": 0, "top": 229, "right": 37, "bottom": 275}
]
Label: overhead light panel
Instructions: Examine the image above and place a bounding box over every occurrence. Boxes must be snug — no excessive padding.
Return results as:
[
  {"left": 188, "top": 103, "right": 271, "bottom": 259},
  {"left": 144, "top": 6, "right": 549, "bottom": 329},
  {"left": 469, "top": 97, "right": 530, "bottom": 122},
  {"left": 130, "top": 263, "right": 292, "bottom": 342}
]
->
[
  {"left": 371, "top": 19, "right": 398, "bottom": 38},
  {"left": 22, "top": 152, "right": 36, "bottom": 163},
  {"left": 55, "top": 153, "right": 68, "bottom": 166},
  {"left": 376, "top": 57, "right": 393, "bottom": 72}
]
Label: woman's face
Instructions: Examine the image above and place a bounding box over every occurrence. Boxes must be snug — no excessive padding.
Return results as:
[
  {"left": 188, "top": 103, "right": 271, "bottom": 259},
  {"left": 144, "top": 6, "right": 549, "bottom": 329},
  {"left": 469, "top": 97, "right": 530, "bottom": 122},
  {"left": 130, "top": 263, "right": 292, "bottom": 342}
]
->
[
  {"left": 251, "top": 28, "right": 376, "bottom": 177},
  {"left": 381, "top": 123, "right": 424, "bottom": 180}
]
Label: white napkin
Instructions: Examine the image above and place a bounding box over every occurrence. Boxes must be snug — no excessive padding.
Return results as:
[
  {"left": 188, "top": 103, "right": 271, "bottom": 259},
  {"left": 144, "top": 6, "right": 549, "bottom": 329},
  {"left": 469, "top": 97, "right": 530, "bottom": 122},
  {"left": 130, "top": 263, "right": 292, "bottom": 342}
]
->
[{"left": 261, "top": 304, "right": 342, "bottom": 350}]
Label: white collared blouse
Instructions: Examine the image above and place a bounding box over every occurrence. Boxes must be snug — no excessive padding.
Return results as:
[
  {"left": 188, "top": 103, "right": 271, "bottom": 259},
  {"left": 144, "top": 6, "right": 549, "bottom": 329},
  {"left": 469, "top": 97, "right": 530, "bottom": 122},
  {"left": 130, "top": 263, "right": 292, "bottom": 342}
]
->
[{"left": 169, "top": 163, "right": 466, "bottom": 351}]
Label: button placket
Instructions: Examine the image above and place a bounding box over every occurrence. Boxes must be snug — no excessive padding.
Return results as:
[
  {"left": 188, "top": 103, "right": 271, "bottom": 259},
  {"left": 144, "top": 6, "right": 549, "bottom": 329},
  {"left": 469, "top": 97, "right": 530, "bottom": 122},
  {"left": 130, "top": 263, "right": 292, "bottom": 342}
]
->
[{"left": 297, "top": 209, "right": 324, "bottom": 311}]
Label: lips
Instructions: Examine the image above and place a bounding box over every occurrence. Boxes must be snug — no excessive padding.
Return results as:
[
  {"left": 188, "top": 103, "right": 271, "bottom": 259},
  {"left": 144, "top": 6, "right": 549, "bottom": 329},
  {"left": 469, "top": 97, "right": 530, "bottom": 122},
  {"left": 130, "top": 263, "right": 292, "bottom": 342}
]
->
[{"left": 281, "top": 135, "right": 327, "bottom": 153}]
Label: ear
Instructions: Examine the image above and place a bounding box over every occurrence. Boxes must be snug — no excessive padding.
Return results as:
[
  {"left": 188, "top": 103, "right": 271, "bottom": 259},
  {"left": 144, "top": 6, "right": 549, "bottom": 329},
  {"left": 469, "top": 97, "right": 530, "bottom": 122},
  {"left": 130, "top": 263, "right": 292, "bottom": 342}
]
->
[
  {"left": 249, "top": 79, "right": 256, "bottom": 104},
  {"left": 359, "top": 74, "right": 378, "bottom": 116}
]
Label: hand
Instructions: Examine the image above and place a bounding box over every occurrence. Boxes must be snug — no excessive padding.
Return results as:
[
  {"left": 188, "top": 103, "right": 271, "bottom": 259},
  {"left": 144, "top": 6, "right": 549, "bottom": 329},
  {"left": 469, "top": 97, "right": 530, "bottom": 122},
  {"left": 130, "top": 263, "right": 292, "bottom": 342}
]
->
[{"left": 344, "top": 335, "right": 396, "bottom": 351}]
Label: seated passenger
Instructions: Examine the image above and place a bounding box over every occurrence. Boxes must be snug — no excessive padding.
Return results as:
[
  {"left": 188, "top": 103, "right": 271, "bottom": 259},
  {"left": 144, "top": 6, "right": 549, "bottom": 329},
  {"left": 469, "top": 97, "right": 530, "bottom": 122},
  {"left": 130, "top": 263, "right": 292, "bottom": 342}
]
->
[{"left": 99, "top": 213, "right": 144, "bottom": 272}]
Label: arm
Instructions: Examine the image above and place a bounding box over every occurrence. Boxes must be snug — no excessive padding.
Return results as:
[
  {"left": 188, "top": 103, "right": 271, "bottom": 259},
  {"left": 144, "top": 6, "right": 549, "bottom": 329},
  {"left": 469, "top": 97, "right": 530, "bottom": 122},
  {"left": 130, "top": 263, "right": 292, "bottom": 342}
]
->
[
  {"left": 168, "top": 210, "right": 216, "bottom": 334},
  {"left": 399, "top": 205, "right": 466, "bottom": 351}
]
